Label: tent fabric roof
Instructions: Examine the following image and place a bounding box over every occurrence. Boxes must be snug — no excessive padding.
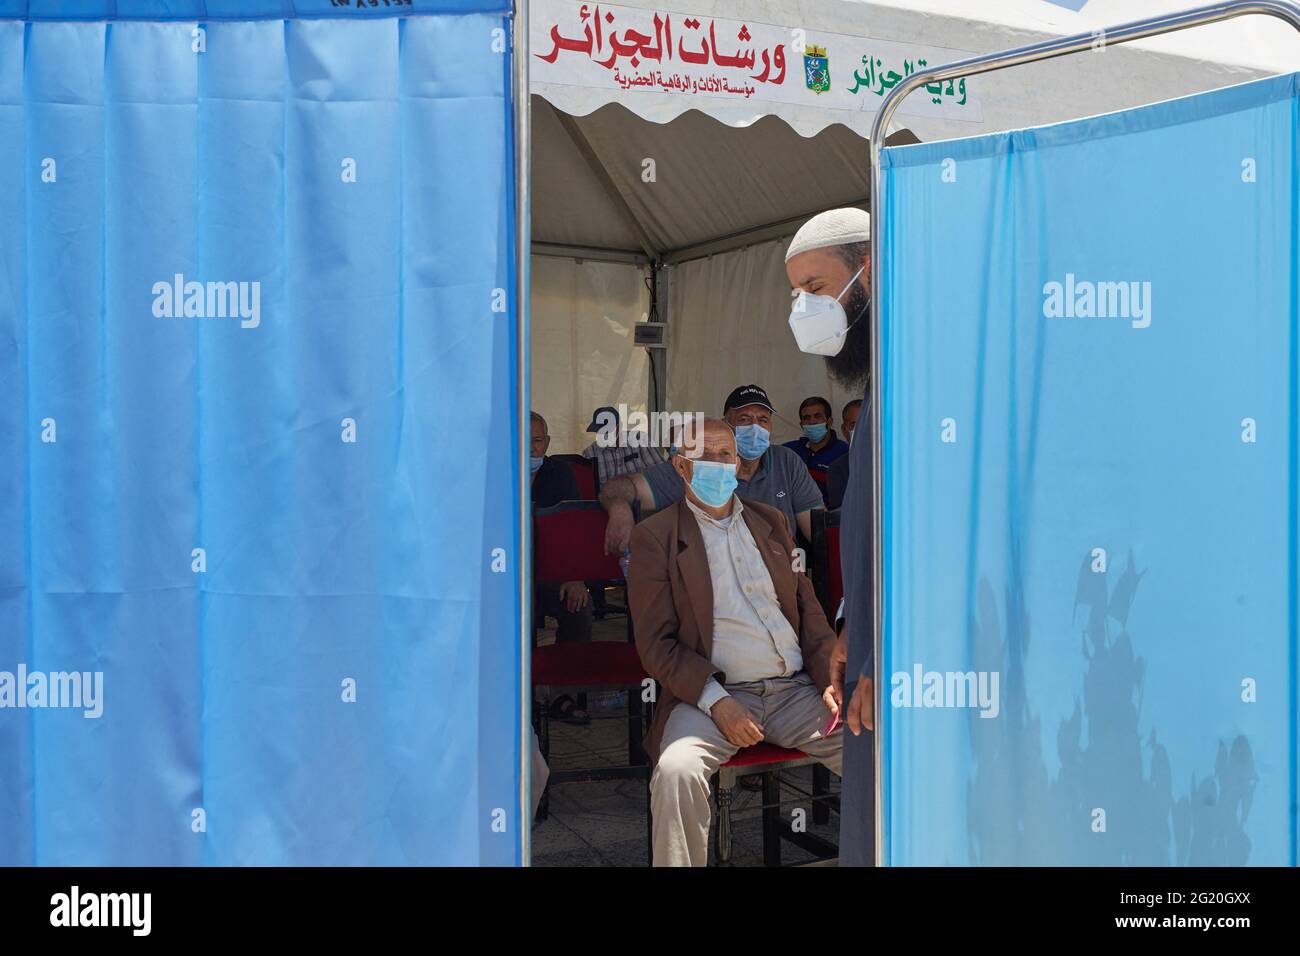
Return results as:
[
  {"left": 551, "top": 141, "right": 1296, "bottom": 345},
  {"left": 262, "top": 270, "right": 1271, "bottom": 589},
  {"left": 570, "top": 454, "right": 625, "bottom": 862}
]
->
[
  {"left": 532, "top": 96, "right": 877, "bottom": 258},
  {"left": 531, "top": 0, "right": 1294, "bottom": 257}
]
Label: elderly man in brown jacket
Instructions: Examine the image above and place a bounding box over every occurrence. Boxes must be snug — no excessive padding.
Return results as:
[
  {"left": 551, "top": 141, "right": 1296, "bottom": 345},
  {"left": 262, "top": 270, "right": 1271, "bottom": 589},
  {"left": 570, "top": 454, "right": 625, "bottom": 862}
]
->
[{"left": 627, "top": 418, "right": 844, "bottom": 866}]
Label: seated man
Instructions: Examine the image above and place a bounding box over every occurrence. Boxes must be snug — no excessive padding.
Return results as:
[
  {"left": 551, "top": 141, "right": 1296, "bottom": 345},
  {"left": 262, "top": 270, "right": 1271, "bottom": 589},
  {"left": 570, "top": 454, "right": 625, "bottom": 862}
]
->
[
  {"left": 580, "top": 405, "right": 665, "bottom": 485},
  {"left": 826, "top": 398, "right": 862, "bottom": 510},
  {"left": 601, "top": 384, "right": 824, "bottom": 554},
  {"left": 627, "top": 418, "right": 843, "bottom": 867},
  {"left": 580, "top": 404, "right": 664, "bottom": 618},
  {"left": 531, "top": 411, "right": 593, "bottom": 721},
  {"left": 783, "top": 395, "right": 849, "bottom": 470}
]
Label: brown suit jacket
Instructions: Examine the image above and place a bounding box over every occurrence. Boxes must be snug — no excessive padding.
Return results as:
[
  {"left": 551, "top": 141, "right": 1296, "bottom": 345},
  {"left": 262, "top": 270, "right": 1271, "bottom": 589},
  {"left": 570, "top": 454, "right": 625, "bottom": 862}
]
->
[{"left": 627, "top": 497, "right": 836, "bottom": 764}]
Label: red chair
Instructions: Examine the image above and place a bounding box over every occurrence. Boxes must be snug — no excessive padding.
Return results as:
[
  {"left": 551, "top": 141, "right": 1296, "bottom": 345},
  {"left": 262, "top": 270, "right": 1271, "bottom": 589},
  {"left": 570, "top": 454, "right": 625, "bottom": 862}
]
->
[
  {"left": 810, "top": 507, "right": 843, "bottom": 620},
  {"left": 807, "top": 465, "right": 830, "bottom": 506},
  {"left": 712, "top": 743, "right": 839, "bottom": 865},
  {"left": 532, "top": 501, "right": 650, "bottom": 849},
  {"left": 544, "top": 456, "right": 625, "bottom": 619},
  {"left": 551, "top": 453, "right": 598, "bottom": 500}
]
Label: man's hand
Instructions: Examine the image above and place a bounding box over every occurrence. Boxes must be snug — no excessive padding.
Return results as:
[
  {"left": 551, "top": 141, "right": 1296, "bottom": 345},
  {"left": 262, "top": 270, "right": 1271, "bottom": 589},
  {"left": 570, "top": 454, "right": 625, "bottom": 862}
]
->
[
  {"left": 603, "top": 501, "right": 635, "bottom": 555},
  {"left": 846, "top": 676, "right": 874, "bottom": 735},
  {"left": 709, "top": 696, "right": 765, "bottom": 748},
  {"left": 558, "top": 581, "right": 589, "bottom": 612},
  {"left": 822, "top": 684, "right": 841, "bottom": 717},
  {"left": 828, "top": 631, "right": 847, "bottom": 713}
]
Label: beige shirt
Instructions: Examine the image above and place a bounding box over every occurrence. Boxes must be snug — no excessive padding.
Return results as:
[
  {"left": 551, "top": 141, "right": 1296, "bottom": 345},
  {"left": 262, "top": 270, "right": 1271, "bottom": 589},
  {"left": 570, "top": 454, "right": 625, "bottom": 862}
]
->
[{"left": 683, "top": 495, "right": 803, "bottom": 712}]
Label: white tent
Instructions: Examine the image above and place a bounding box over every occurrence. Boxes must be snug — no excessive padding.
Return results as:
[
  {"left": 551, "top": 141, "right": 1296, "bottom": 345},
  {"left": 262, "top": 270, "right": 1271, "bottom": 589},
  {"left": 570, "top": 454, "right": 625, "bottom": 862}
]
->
[{"left": 529, "top": 0, "right": 1298, "bottom": 452}]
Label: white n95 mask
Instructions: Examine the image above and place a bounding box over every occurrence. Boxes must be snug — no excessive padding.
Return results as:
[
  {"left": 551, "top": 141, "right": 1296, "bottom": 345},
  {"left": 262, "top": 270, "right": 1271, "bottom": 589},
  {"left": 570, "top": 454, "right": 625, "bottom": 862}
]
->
[{"left": 788, "top": 265, "right": 865, "bottom": 356}]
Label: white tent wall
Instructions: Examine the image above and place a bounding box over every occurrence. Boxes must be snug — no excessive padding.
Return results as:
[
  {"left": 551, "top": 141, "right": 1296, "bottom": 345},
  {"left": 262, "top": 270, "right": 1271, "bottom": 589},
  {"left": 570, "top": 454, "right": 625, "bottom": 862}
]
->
[
  {"left": 664, "top": 240, "right": 859, "bottom": 444},
  {"left": 530, "top": 255, "right": 652, "bottom": 454}
]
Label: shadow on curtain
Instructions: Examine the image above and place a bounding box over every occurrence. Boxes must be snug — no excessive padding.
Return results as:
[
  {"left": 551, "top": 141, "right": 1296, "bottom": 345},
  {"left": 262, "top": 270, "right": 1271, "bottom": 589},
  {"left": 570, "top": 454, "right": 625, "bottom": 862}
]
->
[{"left": 879, "top": 72, "right": 1299, "bottom": 866}]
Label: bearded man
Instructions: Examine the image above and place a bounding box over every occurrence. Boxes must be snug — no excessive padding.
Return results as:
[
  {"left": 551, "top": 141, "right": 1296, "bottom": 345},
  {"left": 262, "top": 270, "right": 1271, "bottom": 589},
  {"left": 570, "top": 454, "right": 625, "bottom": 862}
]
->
[{"left": 783, "top": 207, "right": 877, "bottom": 867}]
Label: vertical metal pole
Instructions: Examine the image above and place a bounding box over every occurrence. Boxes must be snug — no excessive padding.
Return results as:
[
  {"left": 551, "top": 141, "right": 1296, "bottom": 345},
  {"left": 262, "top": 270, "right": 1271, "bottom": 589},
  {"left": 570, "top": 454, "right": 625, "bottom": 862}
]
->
[
  {"left": 653, "top": 262, "right": 668, "bottom": 415},
  {"left": 866, "top": 0, "right": 1300, "bottom": 867},
  {"left": 867, "top": 127, "right": 884, "bottom": 870},
  {"left": 513, "top": 0, "right": 532, "bottom": 868}
]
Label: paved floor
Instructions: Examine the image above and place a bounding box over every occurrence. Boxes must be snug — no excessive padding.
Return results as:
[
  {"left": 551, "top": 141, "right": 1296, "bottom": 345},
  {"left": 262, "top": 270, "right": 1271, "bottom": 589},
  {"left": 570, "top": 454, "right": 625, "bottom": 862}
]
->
[{"left": 532, "top": 601, "right": 841, "bottom": 867}]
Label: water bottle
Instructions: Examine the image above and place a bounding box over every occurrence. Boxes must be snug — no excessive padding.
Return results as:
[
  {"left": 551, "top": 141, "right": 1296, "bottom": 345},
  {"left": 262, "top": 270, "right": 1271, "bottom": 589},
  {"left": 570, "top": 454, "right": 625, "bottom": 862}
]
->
[{"left": 618, "top": 547, "right": 631, "bottom": 578}]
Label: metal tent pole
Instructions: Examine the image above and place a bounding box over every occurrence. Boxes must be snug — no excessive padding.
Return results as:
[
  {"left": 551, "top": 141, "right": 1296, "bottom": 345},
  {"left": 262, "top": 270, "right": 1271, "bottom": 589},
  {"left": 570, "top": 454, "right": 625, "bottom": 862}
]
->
[
  {"left": 513, "top": 0, "right": 533, "bottom": 868},
  {"left": 866, "top": 0, "right": 1300, "bottom": 867}
]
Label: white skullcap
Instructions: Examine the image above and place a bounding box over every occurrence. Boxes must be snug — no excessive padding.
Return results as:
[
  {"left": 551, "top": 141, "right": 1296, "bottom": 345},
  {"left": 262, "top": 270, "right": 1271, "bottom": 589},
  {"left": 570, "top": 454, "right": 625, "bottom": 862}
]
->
[{"left": 784, "top": 207, "right": 871, "bottom": 262}]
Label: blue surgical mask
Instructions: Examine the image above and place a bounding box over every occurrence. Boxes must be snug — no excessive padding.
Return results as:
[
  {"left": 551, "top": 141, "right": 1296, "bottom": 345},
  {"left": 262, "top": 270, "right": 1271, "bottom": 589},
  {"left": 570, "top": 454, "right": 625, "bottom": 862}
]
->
[
  {"left": 529, "top": 455, "right": 545, "bottom": 474},
  {"left": 734, "top": 423, "right": 770, "bottom": 460},
  {"left": 687, "top": 459, "right": 738, "bottom": 508},
  {"left": 802, "top": 423, "right": 829, "bottom": 443}
]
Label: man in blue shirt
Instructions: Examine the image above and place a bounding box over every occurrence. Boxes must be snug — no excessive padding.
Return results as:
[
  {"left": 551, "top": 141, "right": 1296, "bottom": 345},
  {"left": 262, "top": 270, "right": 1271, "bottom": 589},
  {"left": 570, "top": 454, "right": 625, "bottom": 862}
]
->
[{"left": 783, "top": 396, "right": 850, "bottom": 469}]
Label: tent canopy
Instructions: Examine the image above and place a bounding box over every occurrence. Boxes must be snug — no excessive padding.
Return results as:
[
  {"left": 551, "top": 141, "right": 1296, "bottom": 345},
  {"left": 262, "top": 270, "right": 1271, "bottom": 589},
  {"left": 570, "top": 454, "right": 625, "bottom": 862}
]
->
[
  {"left": 533, "top": 98, "right": 880, "bottom": 262},
  {"left": 530, "top": 0, "right": 1295, "bottom": 142},
  {"left": 531, "top": 0, "right": 1291, "bottom": 257}
]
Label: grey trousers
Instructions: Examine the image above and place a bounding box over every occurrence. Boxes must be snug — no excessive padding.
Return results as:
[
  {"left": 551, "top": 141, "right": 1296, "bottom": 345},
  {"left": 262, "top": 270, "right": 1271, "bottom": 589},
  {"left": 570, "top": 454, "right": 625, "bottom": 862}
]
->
[{"left": 651, "top": 673, "right": 843, "bottom": 867}]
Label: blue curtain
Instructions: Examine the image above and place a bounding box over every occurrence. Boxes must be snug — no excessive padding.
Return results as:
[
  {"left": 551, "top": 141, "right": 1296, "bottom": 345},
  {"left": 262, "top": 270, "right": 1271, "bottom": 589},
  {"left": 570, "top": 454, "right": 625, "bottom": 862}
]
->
[
  {"left": 0, "top": 4, "right": 523, "bottom": 865},
  {"left": 879, "top": 73, "right": 1299, "bottom": 866}
]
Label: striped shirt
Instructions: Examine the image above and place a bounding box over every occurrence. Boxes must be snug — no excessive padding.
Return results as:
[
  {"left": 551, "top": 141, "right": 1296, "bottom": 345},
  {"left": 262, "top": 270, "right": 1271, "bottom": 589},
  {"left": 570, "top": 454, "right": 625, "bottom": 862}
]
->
[{"left": 581, "top": 436, "right": 665, "bottom": 485}]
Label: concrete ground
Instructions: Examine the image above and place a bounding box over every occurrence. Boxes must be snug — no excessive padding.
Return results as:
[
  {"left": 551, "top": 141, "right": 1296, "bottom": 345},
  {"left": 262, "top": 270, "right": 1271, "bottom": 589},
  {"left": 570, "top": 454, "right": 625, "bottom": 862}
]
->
[{"left": 531, "top": 595, "right": 841, "bottom": 867}]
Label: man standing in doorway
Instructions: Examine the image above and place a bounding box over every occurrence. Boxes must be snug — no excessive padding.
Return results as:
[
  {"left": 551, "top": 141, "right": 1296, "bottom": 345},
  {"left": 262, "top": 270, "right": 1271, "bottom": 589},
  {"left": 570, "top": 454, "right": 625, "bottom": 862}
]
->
[{"left": 783, "top": 207, "right": 876, "bottom": 866}]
